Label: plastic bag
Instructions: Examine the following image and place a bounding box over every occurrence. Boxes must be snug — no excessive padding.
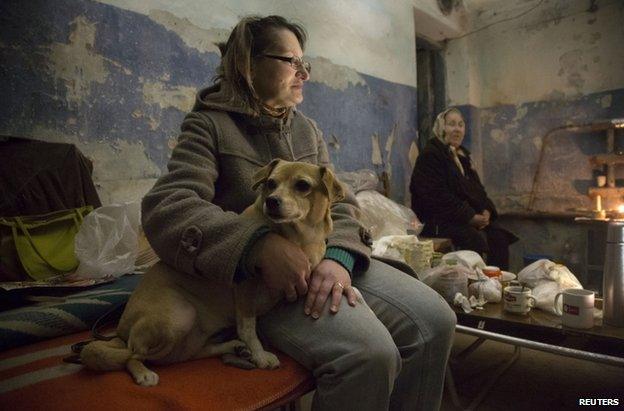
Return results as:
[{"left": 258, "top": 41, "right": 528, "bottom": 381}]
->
[
  {"left": 372, "top": 235, "right": 433, "bottom": 275},
  {"left": 73, "top": 202, "right": 141, "bottom": 279},
  {"left": 517, "top": 259, "right": 582, "bottom": 314},
  {"left": 356, "top": 190, "right": 423, "bottom": 240},
  {"left": 468, "top": 277, "right": 502, "bottom": 303},
  {"left": 420, "top": 263, "right": 471, "bottom": 303},
  {"left": 336, "top": 169, "right": 380, "bottom": 193},
  {"left": 441, "top": 250, "right": 485, "bottom": 277},
  {"left": 372, "top": 235, "right": 408, "bottom": 262}
]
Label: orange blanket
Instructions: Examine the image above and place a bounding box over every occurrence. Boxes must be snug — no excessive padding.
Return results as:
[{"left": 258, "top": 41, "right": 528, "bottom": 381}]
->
[{"left": 0, "top": 330, "right": 314, "bottom": 410}]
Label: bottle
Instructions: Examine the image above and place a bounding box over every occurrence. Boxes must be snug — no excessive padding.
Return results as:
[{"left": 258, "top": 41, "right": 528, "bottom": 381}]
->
[{"left": 603, "top": 221, "right": 624, "bottom": 327}]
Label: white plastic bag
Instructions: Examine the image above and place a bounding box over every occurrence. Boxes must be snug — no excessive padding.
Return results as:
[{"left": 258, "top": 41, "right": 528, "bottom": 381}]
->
[
  {"left": 336, "top": 169, "right": 380, "bottom": 193},
  {"left": 420, "top": 264, "right": 471, "bottom": 303},
  {"left": 372, "top": 235, "right": 412, "bottom": 262},
  {"left": 517, "top": 259, "right": 582, "bottom": 314},
  {"left": 356, "top": 190, "right": 423, "bottom": 240},
  {"left": 441, "top": 250, "right": 486, "bottom": 272},
  {"left": 468, "top": 277, "right": 502, "bottom": 303},
  {"left": 74, "top": 202, "right": 141, "bottom": 279}
]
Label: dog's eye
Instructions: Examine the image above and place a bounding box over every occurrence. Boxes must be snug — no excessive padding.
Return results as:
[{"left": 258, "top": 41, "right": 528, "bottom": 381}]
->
[
  {"left": 265, "top": 179, "right": 277, "bottom": 190},
  {"left": 294, "top": 180, "right": 311, "bottom": 192}
]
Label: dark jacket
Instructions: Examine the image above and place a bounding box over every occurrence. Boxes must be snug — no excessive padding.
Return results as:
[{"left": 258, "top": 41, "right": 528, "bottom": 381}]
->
[
  {"left": 410, "top": 138, "right": 497, "bottom": 226},
  {"left": 141, "top": 82, "right": 371, "bottom": 286}
]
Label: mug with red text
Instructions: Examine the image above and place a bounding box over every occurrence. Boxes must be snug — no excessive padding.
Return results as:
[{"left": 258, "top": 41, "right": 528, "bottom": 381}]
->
[
  {"left": 554, "top": 288, "right": 595, "bottom": 329},
  {"left": 503, "top": 286, "right": 535, "bottom": 315}
]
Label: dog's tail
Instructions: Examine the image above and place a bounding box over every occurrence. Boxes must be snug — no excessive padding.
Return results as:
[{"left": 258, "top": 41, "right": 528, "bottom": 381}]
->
[{"left": 80, "top": 337, "right": 133, "bottom": 371}]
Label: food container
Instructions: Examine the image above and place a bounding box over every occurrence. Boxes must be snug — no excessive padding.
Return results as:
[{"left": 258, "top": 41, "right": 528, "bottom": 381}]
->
[{"left": 482, "top": 265, "right": 502, "bottom": 278}]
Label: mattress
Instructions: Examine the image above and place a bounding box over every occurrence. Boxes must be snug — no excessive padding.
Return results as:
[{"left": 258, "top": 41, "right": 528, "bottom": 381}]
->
[{"left": 0, "top": 329, "right": 314, "bottom": 410}]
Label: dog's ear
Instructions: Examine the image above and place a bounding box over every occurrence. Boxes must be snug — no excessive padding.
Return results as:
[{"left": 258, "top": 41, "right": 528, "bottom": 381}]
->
[
  {"left": 252, "top": 159, "right": 281, "bottom": 190},
  {"left": 320, "top": 166, "right": 346, "bottom": 203}
]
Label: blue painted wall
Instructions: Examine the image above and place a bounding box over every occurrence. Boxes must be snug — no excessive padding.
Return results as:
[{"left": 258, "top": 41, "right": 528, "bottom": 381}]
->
[
  {"left": 455, "top": 88, "right": 624, "bottom": 213},
  {"left": 0, "top": 0, "right": 417, "bottom": 204}
]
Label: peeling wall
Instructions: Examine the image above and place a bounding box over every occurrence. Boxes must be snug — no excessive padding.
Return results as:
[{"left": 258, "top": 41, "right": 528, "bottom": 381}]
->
[
  {"left": 448, "top": 0, "right": 624, "bottom": 107},
  {"left": 0, "top": 0, "right": 421, "bottom": 205},
  {"left": 446, "top": 0, "right": 624, "bottom": 213},
  {"left": 98, "top": 0, "right": 418, "bottom": 87},
  {"left": 444, "top": 0, "right": 624, "bottom": 283},
  {"left": 48, "top": 16, "right": 109, "bottom": 108}
]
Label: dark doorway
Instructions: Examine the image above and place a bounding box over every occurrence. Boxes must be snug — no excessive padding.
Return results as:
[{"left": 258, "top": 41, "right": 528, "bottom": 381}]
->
[{"left": 416, "top": 38, "right": 446, "bottom": 150}]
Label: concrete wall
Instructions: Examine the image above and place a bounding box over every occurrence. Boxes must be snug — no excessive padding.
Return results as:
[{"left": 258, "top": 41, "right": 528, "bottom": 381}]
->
[
  {"left": 444, "top": 0, "right": 624, "bottom": 284},
  {"left": 0, "top": 0, "right": 433, "bottom": 205},
  {"left": 4, "top": 0, "right": 619, "bottom": 286},
  {"left": 446, "top": 0, "right": 624, "bottom": 213}
]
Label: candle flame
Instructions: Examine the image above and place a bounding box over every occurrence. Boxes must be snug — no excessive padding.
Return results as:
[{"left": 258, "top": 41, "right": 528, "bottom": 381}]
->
[{"left": 618, "top": 204, "right": 624, "bottom": 213}]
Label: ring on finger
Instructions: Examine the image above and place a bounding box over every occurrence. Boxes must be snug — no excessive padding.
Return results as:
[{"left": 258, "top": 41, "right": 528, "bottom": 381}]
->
[{"left": 334, "top": 282, "right": 344, "bottom": 290}]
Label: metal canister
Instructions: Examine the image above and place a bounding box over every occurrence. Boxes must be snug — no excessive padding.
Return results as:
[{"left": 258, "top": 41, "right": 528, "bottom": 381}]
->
[{"left": 603, "top": 221, "right": 624, "bottom": 327}]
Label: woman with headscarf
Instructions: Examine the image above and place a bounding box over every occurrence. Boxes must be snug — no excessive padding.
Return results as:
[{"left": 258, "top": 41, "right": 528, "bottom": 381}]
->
[
  {"left": 410, "top": 108, "right": 517, "bottom": 269},
  {"left": 142, "top": 15, "right": 456, "bottom": 410}
]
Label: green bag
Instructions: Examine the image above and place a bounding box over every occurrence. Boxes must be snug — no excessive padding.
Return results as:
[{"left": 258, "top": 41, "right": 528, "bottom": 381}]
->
[{"left": 0, "top": 206, "right": 93, "bottom": 281}]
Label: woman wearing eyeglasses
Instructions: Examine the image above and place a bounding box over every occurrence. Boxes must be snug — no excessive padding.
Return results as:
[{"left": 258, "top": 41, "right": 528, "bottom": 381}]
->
[{"left": 142, "top": 15, "right": 455, "bottom": 410}]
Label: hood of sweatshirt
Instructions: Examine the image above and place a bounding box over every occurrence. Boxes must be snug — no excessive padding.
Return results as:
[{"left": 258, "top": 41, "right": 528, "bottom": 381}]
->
[{"left": 192, "top": 81, "right": 294, "bottom": 132}]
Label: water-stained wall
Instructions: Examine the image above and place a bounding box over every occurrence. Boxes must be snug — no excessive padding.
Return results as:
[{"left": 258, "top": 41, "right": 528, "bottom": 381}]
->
[
  {"left": 444, "top": 0, "right": 624, "bottom": 280},
  {"left": 0, "top": 0, "right": 421, "bottom": 205},
  {"left": 446, "top": 0, "right": 624, "bottom": 213}
]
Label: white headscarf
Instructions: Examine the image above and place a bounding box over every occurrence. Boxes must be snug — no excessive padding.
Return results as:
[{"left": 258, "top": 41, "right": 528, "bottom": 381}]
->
[{"left": 432, "top": 108, "right": 465, "bottom": 175}]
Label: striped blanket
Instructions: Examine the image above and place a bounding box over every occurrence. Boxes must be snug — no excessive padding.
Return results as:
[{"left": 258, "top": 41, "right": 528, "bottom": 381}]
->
[
  {"left": 0, "top": 274, "right": 141, "bottom": 351},
  {"left": 0, "top": 330, "right": 314, "bottom": 410}
]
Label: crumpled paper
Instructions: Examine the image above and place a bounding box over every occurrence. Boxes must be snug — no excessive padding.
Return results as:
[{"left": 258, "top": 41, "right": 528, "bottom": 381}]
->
[{"left": 453, "top": 292, "right": 487, "bottom": 313}]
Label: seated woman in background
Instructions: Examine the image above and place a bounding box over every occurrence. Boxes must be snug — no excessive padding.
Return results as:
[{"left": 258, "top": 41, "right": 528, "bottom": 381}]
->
[{"left": 409, "top": 107, "right": 517, "bottom": 270}]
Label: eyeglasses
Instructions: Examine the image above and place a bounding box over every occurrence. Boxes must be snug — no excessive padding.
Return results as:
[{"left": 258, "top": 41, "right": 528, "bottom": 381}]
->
[{"left": 262, "top": 54, "right": 311, "bottom": 74}]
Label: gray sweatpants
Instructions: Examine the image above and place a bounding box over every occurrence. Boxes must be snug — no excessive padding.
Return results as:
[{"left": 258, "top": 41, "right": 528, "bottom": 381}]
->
[{"left": 258, "top": 258, "right": 457, "bottom": 411}]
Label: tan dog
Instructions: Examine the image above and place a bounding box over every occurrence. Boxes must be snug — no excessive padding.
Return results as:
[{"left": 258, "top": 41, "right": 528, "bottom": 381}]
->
[{"left": 80, "top": 159, "right": 345, "bottom": 386}]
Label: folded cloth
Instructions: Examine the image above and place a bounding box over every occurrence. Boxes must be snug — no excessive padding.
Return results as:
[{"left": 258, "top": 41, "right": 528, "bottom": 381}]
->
[{"left": 0, "top": 137, "right": 101, "bottom": 217}]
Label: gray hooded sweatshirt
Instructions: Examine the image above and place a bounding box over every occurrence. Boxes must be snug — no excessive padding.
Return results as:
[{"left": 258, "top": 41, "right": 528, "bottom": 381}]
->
[{"left": 141, "top": 82, "right": 372, "bottom": 285}]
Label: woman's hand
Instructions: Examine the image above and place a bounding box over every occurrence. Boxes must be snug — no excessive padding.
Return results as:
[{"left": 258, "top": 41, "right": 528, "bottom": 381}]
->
[
  {"left": 304, "top": 259, "right": 357, "bottom": 319},
  {"left": 469, "top": 212, "right": 489, "bottom": 230},
  {"left": 482, "top": 209, "right": 491, "bottom": 222},
  {"left": 254, "top": 233, "right": 310, "bottom": 302}
]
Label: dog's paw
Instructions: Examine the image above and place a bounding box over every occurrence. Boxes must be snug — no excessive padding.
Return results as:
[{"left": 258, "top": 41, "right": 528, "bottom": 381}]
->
[
  {"left": 234, "top": 343, "right": 252, "bottom": 360},
  {"left": 222, "top": 353, "right": 256, "bottom": 370},
  {"left": 252, "top": 350, "right": 280, "bottom": 369},
  {"left": 134, "top": 370, "right": 159, "bottom": 387}
]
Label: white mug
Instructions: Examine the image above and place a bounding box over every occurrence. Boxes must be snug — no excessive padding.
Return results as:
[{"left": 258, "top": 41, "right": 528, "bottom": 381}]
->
[
  {"left": 554, "top": 288, "right": 595, "bottom": 329},
  {"left": 503, "top": 286, "right": 536, "bottom": 314}
]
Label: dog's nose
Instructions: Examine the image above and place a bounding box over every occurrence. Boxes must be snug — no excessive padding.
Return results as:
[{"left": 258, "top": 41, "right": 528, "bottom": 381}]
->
[{"left": 265, "top": 196, "right": 281, "bottom": 212}]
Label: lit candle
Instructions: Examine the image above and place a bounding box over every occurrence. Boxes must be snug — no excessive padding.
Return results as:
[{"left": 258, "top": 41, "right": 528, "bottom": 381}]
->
[{"left": 595, "top": 195, "right": 602, "bottom": 211}]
